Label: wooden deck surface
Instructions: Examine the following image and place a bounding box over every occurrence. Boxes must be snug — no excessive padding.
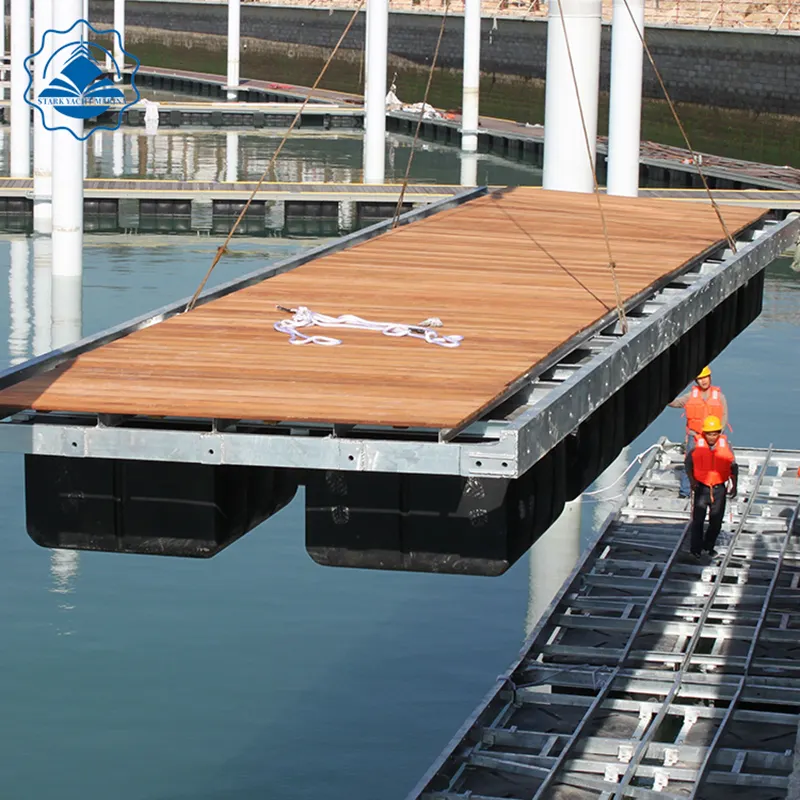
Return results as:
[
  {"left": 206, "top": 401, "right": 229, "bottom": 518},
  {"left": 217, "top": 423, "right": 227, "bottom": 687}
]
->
[{"left": 0, "top": 188, "right": 764, "bottom": 430}]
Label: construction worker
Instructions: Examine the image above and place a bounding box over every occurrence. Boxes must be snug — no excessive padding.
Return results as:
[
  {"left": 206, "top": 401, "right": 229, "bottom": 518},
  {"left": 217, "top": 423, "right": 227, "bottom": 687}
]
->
[
  {"left": 685, "top": 415, "right": 738, "bottom": 559},
  {"left": 669, "top": 365, "right": 729, "bottom": 497}
]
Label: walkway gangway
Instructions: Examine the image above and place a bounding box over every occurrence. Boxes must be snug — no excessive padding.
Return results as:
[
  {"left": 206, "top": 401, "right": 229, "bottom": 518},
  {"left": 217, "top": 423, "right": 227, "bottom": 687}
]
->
[{"left": 409, "top": 441, "right": 800, "bottom": 799}]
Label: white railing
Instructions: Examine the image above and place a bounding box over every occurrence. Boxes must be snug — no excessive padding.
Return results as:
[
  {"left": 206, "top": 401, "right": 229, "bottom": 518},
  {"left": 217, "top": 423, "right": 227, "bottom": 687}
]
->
[{"left": 243, "top": 0, "right": 799, "bottom": 31}]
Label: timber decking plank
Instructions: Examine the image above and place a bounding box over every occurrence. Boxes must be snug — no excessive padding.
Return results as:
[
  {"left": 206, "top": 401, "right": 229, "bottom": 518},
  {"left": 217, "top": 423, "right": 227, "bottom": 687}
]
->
[{"left": 0, "top": 187, "right": 764, "bottom": 429}]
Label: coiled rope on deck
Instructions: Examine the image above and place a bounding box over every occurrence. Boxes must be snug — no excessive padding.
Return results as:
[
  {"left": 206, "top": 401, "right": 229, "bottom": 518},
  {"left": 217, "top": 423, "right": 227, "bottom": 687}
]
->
[
  {"left": 273, "top": 305, "right": 464, "bottom": 347},
  {"left": 184, "top": 0, "right": 365, "bottom": 313}
]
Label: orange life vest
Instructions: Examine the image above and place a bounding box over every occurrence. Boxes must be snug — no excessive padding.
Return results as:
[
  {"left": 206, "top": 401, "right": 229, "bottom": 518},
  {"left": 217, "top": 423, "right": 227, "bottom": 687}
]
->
[
  {"left": 685, "top": 385, "right": 725, "bottom": 434},
  {"left": 692, "top": 435, "right": 735, "bottom": 486}
]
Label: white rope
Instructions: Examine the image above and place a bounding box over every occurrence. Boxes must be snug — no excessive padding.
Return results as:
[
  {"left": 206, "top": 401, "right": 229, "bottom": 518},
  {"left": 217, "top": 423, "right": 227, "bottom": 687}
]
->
[
  {"left": 582, "top": 443, "right": 665, "bottom": 497},
  {"left": 273, "top": 305, "right": 464, "bottom": 348}
]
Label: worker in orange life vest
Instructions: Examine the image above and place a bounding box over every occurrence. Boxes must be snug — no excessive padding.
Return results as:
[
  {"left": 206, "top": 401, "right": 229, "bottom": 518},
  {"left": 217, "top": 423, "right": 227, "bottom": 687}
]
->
[
  {"left": 669, "top": 365, "right": 729, "bottom": 497},
  {"left": 685, "top": 415, "right": 739, "bottom": 559}
]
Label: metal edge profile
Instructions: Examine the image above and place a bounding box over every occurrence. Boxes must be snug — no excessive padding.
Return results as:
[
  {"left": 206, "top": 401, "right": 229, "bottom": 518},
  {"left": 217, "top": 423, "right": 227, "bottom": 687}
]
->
[
  {"left": 402, "top": 440, "right": 665, "bottom": 800},
  {"left": 511, "top": 212, "right": 800, "bottom": 476},
  {"left": 439, "top": 210, "right": 770, "bottom": 443},
  {"left": 0, "top": 186, "right": 487, "bottom": 395}
]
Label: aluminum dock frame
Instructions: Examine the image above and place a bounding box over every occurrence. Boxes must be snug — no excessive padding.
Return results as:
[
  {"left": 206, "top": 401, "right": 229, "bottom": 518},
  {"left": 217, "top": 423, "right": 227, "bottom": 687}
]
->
[{"left": 408, "top": 441, "right": 800, "bottom": 799}]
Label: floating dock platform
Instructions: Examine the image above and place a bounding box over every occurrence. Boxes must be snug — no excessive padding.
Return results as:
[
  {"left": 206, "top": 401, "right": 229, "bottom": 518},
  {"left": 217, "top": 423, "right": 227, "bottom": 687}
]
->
[
  {"left": 3, "top": 179, "right": 800, "bottom": 237},
  {"left": 0, "top": 187, "right": 794, "bottom": 486},
  {"left": 407, "top": 441, "right": 800, "bottom": 800},
  {"left": 0, "top": 177, "right": 459, "bottom": 235}
]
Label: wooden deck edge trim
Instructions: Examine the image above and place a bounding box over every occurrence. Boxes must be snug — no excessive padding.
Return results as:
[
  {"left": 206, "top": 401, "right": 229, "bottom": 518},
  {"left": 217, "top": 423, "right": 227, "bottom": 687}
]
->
[{"left": 0, "top": 187, "right": 487, "bottom": 398}]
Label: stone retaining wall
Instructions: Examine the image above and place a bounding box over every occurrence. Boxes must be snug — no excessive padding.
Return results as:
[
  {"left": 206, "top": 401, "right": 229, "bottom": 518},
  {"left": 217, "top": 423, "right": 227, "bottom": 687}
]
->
[{"left": 88, "top": 0, "right": 800, "bottom": 113}]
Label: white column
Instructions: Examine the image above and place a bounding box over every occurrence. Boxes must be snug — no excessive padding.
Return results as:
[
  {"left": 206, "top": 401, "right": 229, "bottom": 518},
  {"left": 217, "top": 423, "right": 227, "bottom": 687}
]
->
[
  {"left": 51, "top": 274, "right": 81, "bottom": 347},
  {"left": 461, "top": 0, "right": 480, "bottom": 153},
  {"left": 113, "top": 0, "right": 124, "bottom": 82},
  {"left": 32, "top": 234, "right": 52, "bottom": 355},
  {"left": 362, "top": 0, "right": 387, "bottom": 184},
  {"left": 227, "top": 0, "right": 240, "bottom": 100},
  {"left": 460, "top": 151, "right": 477, "bottom": 187},
  {"left": 590, "top": 447, "right": 630, "bottom": 529},
  {"left": 525, "top": 499, "right": 582, "bottom": 636},
  {"left": 225, "top": 131, "right": 239, "bottom": 182},
  {"left": 112, "top": 128, "right": 123, "bottom": 176},
  {"left": 607, "top": 0, "right": 644, "bottom": 196},
  {"left": 33, "top": 0, "right": 52, "bottom": 234},
  {"left": 10, "top": 0, "right": 31, "bottom": 178},
  {"left": 542, "top": 0, "right": 601, "bottom": 193},
  {"left": 51, "top": 0, "right": 83, "bottom": 284},
  {"left": 8, "top": 237, "right": 30, "bottom": 365},
  {"left": 1, "top": 0, "right": 6, "bottom": 101}
]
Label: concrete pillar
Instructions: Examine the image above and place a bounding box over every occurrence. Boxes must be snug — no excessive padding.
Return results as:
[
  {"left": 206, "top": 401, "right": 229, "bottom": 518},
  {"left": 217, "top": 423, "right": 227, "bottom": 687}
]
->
[
  {"left": 33, "top": 0, "right": 52, "bottom": 234},
  {"left": 225, "top": 131, "right": 239, "bottom": 183},
  {"left": 227, "top": 0, "right": 240, "bottom": 100},
  {"left": 362, "top": 0, "right": 388, "bottom": 184},
  {"left": 8, "top": 237, "right": 30, "bottom": 366},
  {"left": 460, "top": 152, "right": 478, "bottom": 187},
  {"left": 607, "top": 0, "right": 644, "bottom": 196},
  {"left": 542, "top": 0, "right": 601, "bottom": 193},
  {"left": 51, "top": 0, "right": 83, "bottom": 285},
  {"left": 51, "top": 273, "right": 81, "bottom": 347},
  {"left": 461, "top": 0, "right": 480, "bottom": 153},
  {"left": 526, "top": 498, "right": 582, "bottom": 636},
  {"left": 1, "top": 0, "right": 6, "bottom": 100},
  {"left": 32, "top": 234, "right": 52, "bottom": 355},
  {"left": 10, "top": 0, "right": 31, "bottom": 178},
  {"left": 113, "top": 0, "right": 124, "bottom": 82}
]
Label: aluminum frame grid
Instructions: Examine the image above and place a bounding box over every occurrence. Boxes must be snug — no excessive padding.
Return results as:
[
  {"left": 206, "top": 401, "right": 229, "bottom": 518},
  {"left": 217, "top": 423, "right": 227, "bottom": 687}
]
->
[
  {"left": 0, "top": 209, "right": 797, "bottom": 478},
  {"left": 408, "top": 442, "right": 800, "bottom": 800}
]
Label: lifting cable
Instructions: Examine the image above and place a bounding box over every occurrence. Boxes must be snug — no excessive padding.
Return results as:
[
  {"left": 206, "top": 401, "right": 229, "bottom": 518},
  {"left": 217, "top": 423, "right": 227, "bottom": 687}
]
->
[
  {"left": 554, "top": 0, "right": 628, "bottom": 334},
  {"left": 184, "top": 0, "right": 365, "bottom": 313},
  {"left": 620, "top": 0, "right": 737, "bottom": 254},
  {"left": 489, "top": 191, "right": 613, "bottom": 312},
  {"left": 391, "top": 0, "right": 451, "bottom": 228}
]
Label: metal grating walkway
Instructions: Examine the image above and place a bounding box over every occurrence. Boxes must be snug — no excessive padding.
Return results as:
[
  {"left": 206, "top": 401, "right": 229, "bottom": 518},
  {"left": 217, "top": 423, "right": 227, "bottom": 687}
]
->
[{"left": 410, "top": 442, "right": 800, "bottom": 799}]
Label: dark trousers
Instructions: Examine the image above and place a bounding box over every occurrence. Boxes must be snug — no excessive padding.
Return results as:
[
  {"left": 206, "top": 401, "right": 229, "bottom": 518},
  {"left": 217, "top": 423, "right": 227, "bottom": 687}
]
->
[
  {"left": 690, "top": 483, "right": 726, "bottom": 554},
  {"left": 680, "top": 435, "right": 696, "bottom": 497}
]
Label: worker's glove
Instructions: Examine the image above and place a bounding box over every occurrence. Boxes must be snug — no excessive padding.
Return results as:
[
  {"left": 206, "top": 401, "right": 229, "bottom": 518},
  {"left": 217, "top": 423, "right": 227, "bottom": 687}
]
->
[{"left": 728, "top": 479, "right": 737, "bottom": 499}]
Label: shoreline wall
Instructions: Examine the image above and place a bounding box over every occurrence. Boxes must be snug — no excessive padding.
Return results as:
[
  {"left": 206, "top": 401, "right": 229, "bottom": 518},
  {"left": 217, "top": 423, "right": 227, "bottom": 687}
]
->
[{"left": 88, "top": 0, "right": 800, "bottom": 114}]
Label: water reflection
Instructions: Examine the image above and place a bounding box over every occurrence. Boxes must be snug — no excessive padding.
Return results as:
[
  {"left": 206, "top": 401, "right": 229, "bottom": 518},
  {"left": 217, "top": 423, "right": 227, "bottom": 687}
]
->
[
  {"left": 0, "top": 129, "right": 539, "bottom": 186},
  {"left": 8, "top": 238, "right": 30, "bottom": 366},
  {"left": 32, "top": 238, "right": 53, "bottom": 363}
]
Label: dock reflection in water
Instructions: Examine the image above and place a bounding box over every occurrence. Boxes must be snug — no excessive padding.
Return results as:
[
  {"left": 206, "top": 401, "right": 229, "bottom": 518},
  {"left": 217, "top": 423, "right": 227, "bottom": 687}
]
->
[{"left": 1, "top": 129, "right": 543, "bottom": 187}]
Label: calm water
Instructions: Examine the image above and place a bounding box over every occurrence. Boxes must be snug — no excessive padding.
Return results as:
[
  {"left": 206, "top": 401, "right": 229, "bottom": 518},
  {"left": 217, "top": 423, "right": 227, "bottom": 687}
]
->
[
  {"left": 0, "top": 128, "right": 541, "bottom": 187},
  {"left": 0, "top": 178, "right": 799, "bottom": 796}
]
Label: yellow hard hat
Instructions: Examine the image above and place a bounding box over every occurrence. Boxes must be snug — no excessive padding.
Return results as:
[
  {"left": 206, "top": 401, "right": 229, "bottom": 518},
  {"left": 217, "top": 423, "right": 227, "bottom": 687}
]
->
[
  {"left": 696, "top": 366, "right": 712, "bottom": 379},
  {"left": 702, "top": 415, "right": 722, "bottom": 433}
]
